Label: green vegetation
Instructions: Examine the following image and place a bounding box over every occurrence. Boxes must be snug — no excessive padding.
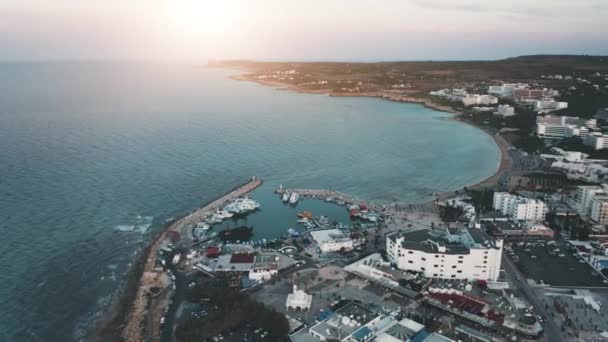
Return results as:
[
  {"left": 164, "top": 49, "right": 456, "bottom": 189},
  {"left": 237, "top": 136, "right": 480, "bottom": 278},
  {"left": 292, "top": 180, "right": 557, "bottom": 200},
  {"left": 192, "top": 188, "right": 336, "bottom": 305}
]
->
[
  {"left": 465, "top": 189, "right": 495, "bottom": 213},
  {"left": 439, "top": 202, "right": 465, "bottom": 222},
  {"left": 176, "top": 278, "right": 289, "bottom": 341}
]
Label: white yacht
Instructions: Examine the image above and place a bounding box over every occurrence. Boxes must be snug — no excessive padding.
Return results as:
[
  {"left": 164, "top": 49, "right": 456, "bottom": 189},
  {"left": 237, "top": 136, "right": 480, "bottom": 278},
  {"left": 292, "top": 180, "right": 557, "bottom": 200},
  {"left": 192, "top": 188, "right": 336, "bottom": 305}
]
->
[
  {"left": 289, "top": 192, "right": 300, "bottom": 205},
  {"left": 282, "top": 192, "right": 291, "bottom": 202},
  {"left": 215, "top": 209, "right": 233, "bottom": 219}
]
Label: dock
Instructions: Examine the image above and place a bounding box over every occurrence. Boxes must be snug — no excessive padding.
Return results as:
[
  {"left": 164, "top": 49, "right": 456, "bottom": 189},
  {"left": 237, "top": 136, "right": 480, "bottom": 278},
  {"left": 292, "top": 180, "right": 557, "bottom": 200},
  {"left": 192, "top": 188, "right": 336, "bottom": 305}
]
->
[
  {"left": 276, "top": 187, "right": 380, "bottom": 211},
  {"left": 170, "top": 177, "right": 264, "bottom": 244}
]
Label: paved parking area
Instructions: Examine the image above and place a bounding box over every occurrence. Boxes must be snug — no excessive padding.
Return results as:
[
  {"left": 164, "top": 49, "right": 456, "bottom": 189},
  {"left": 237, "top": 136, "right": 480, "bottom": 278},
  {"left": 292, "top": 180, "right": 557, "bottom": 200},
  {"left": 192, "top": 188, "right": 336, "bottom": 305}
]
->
[{"left": 510, "top": 243, "right": 605, "bottom": 287}]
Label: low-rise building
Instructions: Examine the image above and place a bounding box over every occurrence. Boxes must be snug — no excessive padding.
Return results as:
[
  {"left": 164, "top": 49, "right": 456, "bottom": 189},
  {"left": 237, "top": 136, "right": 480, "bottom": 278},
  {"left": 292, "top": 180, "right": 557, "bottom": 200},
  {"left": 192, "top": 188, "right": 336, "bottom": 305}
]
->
[
  {"left": 286, "top": 285, "right": 312, "bottom": 311},
  {"left": 462, "top": 94, "right": 498, "bottom": 106},
  {"left": 484, "top": 221, "right": 554, "bottom": 240},
  {"left": 386, "top": 228, "right": 503, "bottom": 281},
  {"left": 310, "top": 229, "right": 354, "bottom": 253},
  {"left": 493, "top": 192, "right": 547, "bottom": 221}
]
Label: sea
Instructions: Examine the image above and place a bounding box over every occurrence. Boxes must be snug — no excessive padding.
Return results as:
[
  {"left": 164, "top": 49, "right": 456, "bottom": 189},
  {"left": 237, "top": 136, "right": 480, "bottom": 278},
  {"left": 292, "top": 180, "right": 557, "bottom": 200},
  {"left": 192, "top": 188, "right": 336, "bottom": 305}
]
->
[{"left": 0, "top": 62, "right": 500, "bottom": 341}]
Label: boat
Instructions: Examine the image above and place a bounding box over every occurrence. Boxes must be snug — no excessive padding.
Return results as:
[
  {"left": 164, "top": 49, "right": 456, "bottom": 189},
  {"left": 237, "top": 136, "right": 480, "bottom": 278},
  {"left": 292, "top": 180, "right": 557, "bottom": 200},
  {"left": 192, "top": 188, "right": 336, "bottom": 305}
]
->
[
  {"left": 224, "top": 197, "right": 260, "bottom": 214},
  {"left": 298, "top": 211, "right": 313, "bottom": 219},
  {"left": 215, "top": 209, "right": 233, "bottom": 219},
  {"left": 196, "top": 222, "right": 211, "bottom": 231},
  {"left": 289, "top": 192, "right": 300, "bottom": 205},
  {"left": 282, "top": 192, "right": 291, "bottom": 202}
]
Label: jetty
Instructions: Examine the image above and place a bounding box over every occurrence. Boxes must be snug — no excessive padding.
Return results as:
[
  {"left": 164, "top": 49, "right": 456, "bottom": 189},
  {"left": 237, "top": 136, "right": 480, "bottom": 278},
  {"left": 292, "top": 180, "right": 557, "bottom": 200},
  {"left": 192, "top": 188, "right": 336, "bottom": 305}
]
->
[
  {"left": 120, "top": 177, "right": 263, "bottom": 342},
  {"left": 276, "top": 187, "right": 380, "bottom": 211}
]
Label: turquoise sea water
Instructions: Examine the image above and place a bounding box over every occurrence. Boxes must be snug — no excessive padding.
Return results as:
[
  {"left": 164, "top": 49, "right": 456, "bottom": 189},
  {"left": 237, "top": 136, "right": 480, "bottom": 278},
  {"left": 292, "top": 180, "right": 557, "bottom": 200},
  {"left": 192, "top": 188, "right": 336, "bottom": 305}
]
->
[{"left": 0, "top": 62, "right": 499, "bottom": 341}]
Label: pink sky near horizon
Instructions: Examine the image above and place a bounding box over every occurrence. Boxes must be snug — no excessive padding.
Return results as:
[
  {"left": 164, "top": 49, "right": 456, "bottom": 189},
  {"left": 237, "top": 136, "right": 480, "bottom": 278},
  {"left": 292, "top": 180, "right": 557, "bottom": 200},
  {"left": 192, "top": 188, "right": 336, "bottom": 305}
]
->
[{"left": 1, "top": 0, "right": 607, "bottom": 61}]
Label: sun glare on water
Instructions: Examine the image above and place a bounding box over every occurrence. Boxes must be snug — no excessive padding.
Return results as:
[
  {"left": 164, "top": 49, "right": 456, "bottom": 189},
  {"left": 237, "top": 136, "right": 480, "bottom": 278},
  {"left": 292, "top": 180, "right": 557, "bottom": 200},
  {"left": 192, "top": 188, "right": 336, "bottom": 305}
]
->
[{"left": 163, "top": 0, "right": 243, "bottom": 36}]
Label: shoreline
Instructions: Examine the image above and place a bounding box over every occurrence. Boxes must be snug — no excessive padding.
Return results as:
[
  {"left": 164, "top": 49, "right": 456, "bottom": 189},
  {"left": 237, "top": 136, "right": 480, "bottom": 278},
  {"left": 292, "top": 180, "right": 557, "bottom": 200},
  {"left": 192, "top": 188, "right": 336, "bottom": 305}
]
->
[
  {"left": 232, "top": 73, "right": 512, "bottom": 201},
  {"left": 90, "top": 177, "right": 263, "bottom": 342},
  {"left": 90, "top": 73, "right": 513, "bottom": 341}
]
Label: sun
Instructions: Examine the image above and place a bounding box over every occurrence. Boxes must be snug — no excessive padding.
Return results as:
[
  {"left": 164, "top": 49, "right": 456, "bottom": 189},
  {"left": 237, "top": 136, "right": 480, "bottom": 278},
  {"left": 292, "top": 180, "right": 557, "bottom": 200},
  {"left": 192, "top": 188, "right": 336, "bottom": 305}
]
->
[{"left": 163, "top": 0, "right": 241, "bottom": 36}]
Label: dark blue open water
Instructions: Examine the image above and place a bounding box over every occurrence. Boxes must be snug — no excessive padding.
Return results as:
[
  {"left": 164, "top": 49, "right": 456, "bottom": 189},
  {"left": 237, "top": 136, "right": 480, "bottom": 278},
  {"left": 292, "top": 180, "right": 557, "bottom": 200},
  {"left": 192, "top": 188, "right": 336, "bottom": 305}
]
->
[{"left": 0, "top": 62, "right": 499, "bottom": 341}]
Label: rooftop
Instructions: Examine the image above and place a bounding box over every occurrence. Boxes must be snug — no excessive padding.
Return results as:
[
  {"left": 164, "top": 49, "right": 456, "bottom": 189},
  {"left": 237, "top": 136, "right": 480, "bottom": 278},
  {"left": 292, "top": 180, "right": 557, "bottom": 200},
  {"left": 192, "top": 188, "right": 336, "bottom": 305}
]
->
[{"left": 391, "top": 228, "right": 499, "bottom": 255}]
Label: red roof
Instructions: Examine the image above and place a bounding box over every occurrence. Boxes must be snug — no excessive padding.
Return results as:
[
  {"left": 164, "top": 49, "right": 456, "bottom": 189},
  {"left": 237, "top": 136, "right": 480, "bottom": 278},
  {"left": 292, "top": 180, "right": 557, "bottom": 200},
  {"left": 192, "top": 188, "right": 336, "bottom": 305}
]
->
[
  {"left": 206, "top": 246, "right": 221, "bottom": 257},
  {"left": 230, "top": 253, "right": 255, "bottom": 263}
]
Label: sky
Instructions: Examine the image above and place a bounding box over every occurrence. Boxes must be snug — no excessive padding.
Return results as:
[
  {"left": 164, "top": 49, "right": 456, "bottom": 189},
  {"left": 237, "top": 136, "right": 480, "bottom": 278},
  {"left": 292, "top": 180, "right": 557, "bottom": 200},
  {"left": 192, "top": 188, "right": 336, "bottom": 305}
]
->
[{"left": 1, "top": 0, "right": 607, "bottom": 61}]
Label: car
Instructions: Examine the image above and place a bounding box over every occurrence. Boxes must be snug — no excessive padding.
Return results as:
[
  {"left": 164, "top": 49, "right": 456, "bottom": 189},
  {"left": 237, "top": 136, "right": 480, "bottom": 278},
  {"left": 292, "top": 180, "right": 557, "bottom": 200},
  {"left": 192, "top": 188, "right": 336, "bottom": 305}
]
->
[{"left": 160, "top": 317, "right": 165, "bottom": 324}]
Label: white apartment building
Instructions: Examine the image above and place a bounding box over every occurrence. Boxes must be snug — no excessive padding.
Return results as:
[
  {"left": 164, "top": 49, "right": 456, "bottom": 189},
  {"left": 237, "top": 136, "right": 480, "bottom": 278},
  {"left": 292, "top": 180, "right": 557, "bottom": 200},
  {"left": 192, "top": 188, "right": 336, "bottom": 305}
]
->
[
  {"left": 495, "top": 104, "right": 515, "bottom": 116},
  {"left": 493, "top": 192, "right": 547, "bottom": 221},
  {"left": 591, "top": 195, "right": 608, "bottom": 225},
  {"left": 461, "top": 94, "right": 498, "bottom": 106},
  {"left": 536, "top": 116, "right": 590, "bottom": 139},
  {"left": 584, "top": 133, "right": 608, "bottom": 150},
  {"left": 534, "top": 100, "right": 568, "bottom": 113},
  {"left": 310, "top": 229, "right": 354, "bottom": 253},
  {"left": 571, "top": 185, "right": 608, "bottom": 217},
  {"left": 488, "top": 83, "right": 528, "bottom": 97},
  {"left": 386, "top": 228, "right": 503, "bottom": 281}
]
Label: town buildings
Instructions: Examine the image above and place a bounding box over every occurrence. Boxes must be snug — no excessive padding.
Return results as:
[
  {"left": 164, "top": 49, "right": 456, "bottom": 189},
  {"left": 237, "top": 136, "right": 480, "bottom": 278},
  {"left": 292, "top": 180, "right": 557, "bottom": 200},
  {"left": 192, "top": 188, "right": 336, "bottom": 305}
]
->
[
  {"left": 310, "top": 229, "right": 354, "bottom": 253},
  {"left": 488, "top": 83, "right": 528, "bottom": 97},
  {"left": 493, "top": 192, "right": 548, "bottom": 221},
  {"left": 536, "top": 116, "right": 592, "bottom": 140},
  {"left": 386, "top": 228, "right": 503, "bottom": 281},
  {"left": 461, "top": 94, "right": 498, "bottom": 106}
]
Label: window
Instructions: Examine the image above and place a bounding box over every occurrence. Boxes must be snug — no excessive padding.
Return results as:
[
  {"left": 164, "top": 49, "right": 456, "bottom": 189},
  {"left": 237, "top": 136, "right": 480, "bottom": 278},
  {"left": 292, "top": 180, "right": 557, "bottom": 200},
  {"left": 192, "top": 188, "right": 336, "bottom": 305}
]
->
[
  {"left": 435, "top": 255, "right": 439, "bottom": 258},
  {"left": 483, "top": 261, "right": 487, "bottom": 264},
  {"left": 433, "top": 274, "right": 438, "bottom": 277},
  {"left": 408, "top": 251, "right": 413, "bottom": 254},
  {"left": 452, "top": 265, "right": 457, "bottom": 269},
  {"left": 451, "top": 275, "right": 456, "bottom": 278},
  {"left": 458, "top": 256, "right": 464, "bottom": 259},
  {"left": 457, "top": 270, "right": 462, "bottom": 273},
  {"left": 421, "top": 267, "right": 425, "bottom": 271},
  {"left": 458, "top": 260, "right": 463, "bottom": 264},
  {"left": 434, "top": 264, "right": 439, "bottom": 268},
  {"left": 421, "top": 257, "right": 426, "bottom": 261},
  {"left": 408, "top": 260, "right": 413, "bottom": 264}
]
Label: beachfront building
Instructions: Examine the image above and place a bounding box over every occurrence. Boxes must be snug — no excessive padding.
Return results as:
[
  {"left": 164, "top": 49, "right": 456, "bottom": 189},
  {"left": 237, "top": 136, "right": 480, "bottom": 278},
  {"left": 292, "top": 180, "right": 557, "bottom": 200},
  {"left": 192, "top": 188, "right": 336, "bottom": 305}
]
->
[
  {"left": 461, "top": 94, "right": 498, "bottom": 106},
  {"left": 286, "top": 285, "right": 312, "bottom": 311},
  {"left": 495, "top": 104, "right": 515, "bottom": 117},
  {"left": 493, "top": 192, "right": 547, "bottom": 221},
  {"left": 386, "top": 228, "right": 503, "bottom": 281},
  {"left": 536, "top": 116, "right": 590, "bottom": 140},
  {"left": 310, "top": 229, "right": 354, "bottom": 253}
]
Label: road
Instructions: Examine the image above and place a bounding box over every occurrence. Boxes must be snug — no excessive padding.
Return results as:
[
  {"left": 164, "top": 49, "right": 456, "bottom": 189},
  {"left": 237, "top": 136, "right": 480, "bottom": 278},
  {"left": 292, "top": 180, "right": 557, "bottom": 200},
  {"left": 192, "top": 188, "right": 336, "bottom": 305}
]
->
[{"left": 502, "top": 255, "right": 563, "bottom": 342}]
